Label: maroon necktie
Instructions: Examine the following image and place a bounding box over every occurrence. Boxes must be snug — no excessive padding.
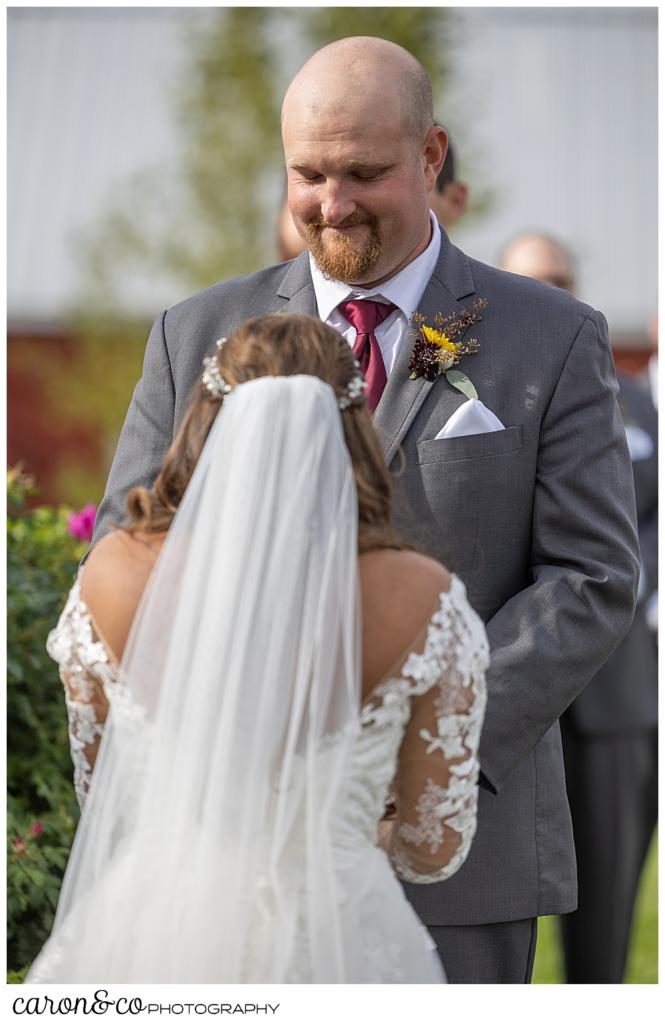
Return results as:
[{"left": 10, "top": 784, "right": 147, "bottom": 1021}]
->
[{"left": 337, "top": 299, "right": 397, "bottom": 413}]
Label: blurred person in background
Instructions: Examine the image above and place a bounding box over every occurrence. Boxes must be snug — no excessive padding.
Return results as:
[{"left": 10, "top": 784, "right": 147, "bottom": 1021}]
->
[
  {"left": 276, "top": 182, "right": 305, "bottom": 261},
  {"left": 500, "top": 231, "right": 658, "bottom": 984},
  {"left": 428, "top": 136, "right": 469, "bottom": 231},
  {"left": 498, "top": 232, "right": 576, "bottom": 292},
  {"left": 90, "top": 37, "right": 639, "bottom": 983},
  {"left": 277, "top": 133, "right": 468, "bottom": 260}
]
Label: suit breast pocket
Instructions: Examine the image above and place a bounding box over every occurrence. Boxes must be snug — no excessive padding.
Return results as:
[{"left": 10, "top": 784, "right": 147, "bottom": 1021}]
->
[
  {"left": 402, "top": 426, "right": 527, "bottom": 583},
  {"left": 416, "top": 425, "right": 525, "bottom": 465}
]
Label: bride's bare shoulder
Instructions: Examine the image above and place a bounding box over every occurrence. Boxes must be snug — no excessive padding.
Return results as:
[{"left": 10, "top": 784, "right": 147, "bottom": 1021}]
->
[
  {"left": 83, "top": 529, "right": 165, "bottom": 582},
  {"left": 359, "top": 549, "right": 452, "bottom": 686},
  {"left": 360, "top": 548, "right": 451, "bottom": 605},
  {"left": 80, "top": 530, "right": 166, "bottom": 662}
]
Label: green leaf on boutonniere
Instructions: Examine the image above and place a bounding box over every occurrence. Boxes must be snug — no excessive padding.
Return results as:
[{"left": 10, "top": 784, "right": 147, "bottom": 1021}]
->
[{"left": 446, "top": 370, "right": 478, "bottom": 401}]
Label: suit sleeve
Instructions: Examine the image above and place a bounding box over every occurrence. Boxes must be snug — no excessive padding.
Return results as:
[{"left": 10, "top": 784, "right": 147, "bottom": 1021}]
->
[
  {"left": 91, "top": 311, "right": 176, "bottom": 546},
  {"left": 480, "top": 311, "right": 640, "bottom": 792}
]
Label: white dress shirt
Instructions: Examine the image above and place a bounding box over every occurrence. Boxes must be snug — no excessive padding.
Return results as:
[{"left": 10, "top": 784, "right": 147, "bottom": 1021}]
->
[{"left": 309, "top": 211, "right": 442, "bottom": 376}]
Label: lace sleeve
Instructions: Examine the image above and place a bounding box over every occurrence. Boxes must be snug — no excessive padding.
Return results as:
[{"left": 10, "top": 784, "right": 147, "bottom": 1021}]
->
[
  {"left": 59, "top": 669, "right": 109, "bottom": 809},
  {"left": 46, "top": 579, "right": 116, "bottom": 809},
  {"left": 387, "top": 582, "right": 488, "bottom": 884}
]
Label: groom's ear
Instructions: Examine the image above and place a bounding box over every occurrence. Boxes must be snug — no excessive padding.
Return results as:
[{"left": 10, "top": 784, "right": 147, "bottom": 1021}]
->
[{"left": 423, "top": 125, "right": 448, "bottom": 192}]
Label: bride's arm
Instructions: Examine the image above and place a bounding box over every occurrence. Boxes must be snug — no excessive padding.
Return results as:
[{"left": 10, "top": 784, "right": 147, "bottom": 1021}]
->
[
  {"left": 46, "top": 576, "right": 115, "bottom": 809},
  {"left": 59, "top": 664, "right": 110, "bottom": 809},
  {"left": 386, "top": 595, "right": 488, "bottom": 883},
  {"left": 52, "top": 531, "right": 160, "bottom": 808}
]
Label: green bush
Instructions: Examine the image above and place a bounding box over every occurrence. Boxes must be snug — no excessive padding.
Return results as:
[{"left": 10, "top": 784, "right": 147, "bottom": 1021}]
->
[{"left": 7, "top": 471, "right": 89, "bottom": 973}]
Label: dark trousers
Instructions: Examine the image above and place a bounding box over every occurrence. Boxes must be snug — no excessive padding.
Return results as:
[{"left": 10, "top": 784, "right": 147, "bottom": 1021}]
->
[
  {"left": 560, "top": 717, "right": 658, "bottom": 983},
  {"left": 427, "top": 919, "right": 538, "bottom": 983}
]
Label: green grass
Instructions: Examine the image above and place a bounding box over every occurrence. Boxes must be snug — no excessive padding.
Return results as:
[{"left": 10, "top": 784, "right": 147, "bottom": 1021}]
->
[
  {"left": 7, "top": 967, "right": 29, "bottom": 984},
  {"left": 533, "top": 832, "right": 658, "bottom": 983}
]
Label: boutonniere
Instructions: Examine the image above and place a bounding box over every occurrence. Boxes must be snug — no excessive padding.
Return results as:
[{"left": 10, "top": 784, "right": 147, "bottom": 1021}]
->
[{"left": 408, "top": 298, "right": 488, "bottom": 400}]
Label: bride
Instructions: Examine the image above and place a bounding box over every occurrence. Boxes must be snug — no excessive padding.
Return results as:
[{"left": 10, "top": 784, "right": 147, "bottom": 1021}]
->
[{"left": 27, "top": 313, "right": 488, "bottom": 984}]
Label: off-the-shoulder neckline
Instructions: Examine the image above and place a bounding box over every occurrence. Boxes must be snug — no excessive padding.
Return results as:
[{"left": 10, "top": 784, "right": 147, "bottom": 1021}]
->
[
  {"left": 69, "top": 571, "right": 122, "bottom": 671},
  {"left": 68, "top": 569, "right": 465, "bottom": 702},
  {"left": 360, "top": 576, "right": 466, "bottom": 712}
]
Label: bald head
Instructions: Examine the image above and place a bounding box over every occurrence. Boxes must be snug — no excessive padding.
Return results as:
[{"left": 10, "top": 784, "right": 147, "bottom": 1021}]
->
[
  {"left": 280, "top": 36, "right": 446, "bottom": 286},
  {"left": 499, "top": 232, "right": 576, "bottom": 293},
  {"left": 282, "top": 37, "right": 433, "bottom": 141}
]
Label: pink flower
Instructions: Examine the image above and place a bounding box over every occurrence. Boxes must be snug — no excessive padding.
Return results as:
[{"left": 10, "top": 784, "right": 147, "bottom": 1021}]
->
[
  {"left": 30, "top": 821, "right": 44, "bottom": 839},
  {"left": 12, "top": 837, "right": 26, "bottom": 856},
  {"left": 67, "top": 503, "right": 97, "bottom": 543}
]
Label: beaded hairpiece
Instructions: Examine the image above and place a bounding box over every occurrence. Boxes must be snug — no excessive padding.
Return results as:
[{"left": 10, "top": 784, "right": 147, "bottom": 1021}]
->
[
  {"left": 201, "top": 338, "right": 232, "bottom": 398},
  {"left": 202, "top": 337, "right": 367, "bottom": 411}
]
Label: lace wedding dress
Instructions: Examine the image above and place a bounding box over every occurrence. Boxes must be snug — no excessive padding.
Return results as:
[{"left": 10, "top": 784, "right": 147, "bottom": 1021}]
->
[
  {"left": 27, "top": 375, "right": 488, "bottom": 984},
  {"left": 30, "top": 571, "right": 487, "bottom": 983}
]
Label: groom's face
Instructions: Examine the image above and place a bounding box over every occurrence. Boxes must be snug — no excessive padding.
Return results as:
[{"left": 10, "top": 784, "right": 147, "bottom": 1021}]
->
[{"left": 282, "top": 97, "right": 441, "bottom": 286}]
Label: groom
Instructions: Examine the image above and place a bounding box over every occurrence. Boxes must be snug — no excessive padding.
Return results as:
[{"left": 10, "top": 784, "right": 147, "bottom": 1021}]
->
[{"left": 92, "top": 37, "right": 639, "bottom": 983}]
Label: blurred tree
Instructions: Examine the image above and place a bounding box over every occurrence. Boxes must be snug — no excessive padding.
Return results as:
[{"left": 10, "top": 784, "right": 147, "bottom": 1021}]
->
[
  {"left": 75, "top": 7, "right": 282, "bottom": 312},
  {"left": 303, "top": 7, "right": 452, "bottom": 94}
]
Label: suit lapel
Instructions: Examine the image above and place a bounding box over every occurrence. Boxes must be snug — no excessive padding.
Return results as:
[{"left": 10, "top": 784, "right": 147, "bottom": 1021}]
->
[
  {"left": 276, "top": 252, "right": 318, "bottom": 315},
  {"left": 374, "top": 229, "right": 477, "bottom": 463}
]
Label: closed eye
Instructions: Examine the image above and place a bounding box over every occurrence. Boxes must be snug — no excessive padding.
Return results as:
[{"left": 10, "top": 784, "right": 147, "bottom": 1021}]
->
[
  {"left": 290, "top": 166, "right": 324, "bottom": 183},
  {"left": 351, "top": 165, "right": 391, "bottom": 181},
  {"left": 290, "top": 165, "right": 391, "bottom": 183}
]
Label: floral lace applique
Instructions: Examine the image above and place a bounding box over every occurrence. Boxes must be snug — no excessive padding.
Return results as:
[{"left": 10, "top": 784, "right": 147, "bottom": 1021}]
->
[
  {"left": 398, "top": 777, "right": 449, "bottom": 854},
  {"left": 46, "top": 574, "right": 143, "bottom": 808},
  {"left": 62, "top": 695, "right": 106, "bottom": 807},
  {"left": 369, "top": 576, "right": 488, "bottom": 884}
]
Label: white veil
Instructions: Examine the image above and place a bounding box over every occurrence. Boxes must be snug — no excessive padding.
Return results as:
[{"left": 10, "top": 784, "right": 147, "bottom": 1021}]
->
[{"left": 28, "top": 374, "right": 362, "bottom": 983}]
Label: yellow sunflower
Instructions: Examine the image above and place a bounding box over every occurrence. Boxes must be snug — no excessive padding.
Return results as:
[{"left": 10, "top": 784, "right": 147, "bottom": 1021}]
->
[{"left": 421, "top": 325, "right": 459, "bottom": 353}]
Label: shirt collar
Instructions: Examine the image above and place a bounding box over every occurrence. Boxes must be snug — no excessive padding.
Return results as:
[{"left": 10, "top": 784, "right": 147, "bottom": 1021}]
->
[{"left": 309, "top": 210, "right": 442, "bottom": 322}]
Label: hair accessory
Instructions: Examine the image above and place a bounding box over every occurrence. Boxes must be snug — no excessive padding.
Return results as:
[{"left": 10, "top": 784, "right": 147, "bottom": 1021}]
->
[
  {"left": 337, "top": 359, "right": 367, "bottom": 410},
  {"left": 202, "top": 338, "right": 231, "bottom": 399},
  {"left": 201, "top": 346, "right": 367, "bottom": 410}
]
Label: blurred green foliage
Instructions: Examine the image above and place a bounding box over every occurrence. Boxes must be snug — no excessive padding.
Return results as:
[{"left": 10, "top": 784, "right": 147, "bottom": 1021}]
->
[{"left": 7, "top": 471, "right": 87, "bottom": 973}]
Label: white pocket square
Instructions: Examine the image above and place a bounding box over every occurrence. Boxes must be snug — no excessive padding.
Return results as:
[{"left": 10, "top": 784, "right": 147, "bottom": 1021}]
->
[{"left": 435, "top": 399, "right": 505, "bottom": 440}]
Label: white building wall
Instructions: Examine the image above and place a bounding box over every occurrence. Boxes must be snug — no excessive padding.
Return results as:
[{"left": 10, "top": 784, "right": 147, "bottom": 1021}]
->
[
  {"left": 8, "top": 7, "right": 187, "bottom": 322},
  {"left": 447, "top": 7, "right": 657, "bottom": 334}
]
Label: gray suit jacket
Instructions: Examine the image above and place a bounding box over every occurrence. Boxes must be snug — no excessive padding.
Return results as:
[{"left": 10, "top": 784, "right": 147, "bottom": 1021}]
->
[
  {"left": 564, "top": 372, "right": 657, "bottom": 736},
  {"left": 94, "top": 230, "right": 639, "bottom": 924}
]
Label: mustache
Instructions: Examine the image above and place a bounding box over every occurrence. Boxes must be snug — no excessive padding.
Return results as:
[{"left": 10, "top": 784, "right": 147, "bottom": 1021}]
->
[{"left": 308, "top": 214, "right": 376, "bottom": 231}]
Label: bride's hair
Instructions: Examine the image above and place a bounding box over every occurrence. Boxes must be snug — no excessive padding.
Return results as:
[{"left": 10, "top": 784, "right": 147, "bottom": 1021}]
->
[{"left": 125, "top": 313, "right": 404, "bottom": 553}]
